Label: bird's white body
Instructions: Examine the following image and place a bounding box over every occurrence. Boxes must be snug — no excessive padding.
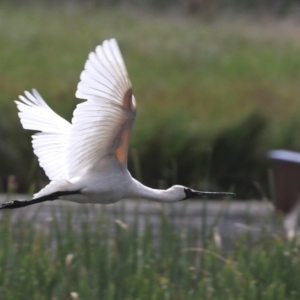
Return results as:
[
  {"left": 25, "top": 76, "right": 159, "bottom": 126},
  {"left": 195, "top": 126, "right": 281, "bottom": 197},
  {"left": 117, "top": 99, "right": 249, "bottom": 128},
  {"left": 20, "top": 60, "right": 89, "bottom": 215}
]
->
[
  {"left": 0, "top": 38, "right": 233, "bottom": 210},
  {"left": 38, "top": 166, "right": 188, "bottom": 204}
]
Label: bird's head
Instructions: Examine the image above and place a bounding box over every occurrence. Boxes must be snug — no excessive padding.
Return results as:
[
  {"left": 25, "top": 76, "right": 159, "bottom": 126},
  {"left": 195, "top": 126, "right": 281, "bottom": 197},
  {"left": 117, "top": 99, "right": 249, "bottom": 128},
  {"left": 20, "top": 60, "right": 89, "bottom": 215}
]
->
[{"left": 167, "top": 185, "right": 235, "bottom": 201}]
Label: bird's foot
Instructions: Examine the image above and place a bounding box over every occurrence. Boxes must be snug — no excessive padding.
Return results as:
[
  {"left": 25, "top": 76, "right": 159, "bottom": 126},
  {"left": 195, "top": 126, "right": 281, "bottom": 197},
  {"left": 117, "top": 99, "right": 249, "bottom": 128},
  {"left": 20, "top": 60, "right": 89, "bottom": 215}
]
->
[
  {"left": 0, "top": 190, "right": 82, "bottom": 210},
  {"left": 0, "top": 200, "right": 28, "bottom": 210}
]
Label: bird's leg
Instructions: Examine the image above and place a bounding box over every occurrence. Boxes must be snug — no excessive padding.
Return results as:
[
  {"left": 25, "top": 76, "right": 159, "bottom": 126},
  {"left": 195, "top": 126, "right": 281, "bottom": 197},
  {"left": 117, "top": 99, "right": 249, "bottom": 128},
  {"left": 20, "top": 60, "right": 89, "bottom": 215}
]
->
[
  {"left": 1, "top": 199, "right": 34, "bottom": 209},
  {"left": 0, "top": 190, "right": 81, "bottom": 210}
]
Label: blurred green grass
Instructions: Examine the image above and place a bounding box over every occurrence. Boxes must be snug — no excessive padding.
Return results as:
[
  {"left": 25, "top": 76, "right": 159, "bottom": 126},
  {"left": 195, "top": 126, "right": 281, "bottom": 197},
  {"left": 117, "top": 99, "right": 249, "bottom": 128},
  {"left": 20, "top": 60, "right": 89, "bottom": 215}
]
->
[
  {"left": 2, "top": 4, "right": 300, "bottom": 196},
  {"left": 0, "top": 202, "right": 300, "bottom": 299}
]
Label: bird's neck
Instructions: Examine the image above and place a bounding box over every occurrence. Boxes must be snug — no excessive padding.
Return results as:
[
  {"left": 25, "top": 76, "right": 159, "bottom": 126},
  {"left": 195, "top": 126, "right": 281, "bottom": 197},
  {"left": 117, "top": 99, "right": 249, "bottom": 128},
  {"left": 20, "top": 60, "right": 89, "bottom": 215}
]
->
[{"left": 128, "top": 178, "right": 176, "bottom": 203}]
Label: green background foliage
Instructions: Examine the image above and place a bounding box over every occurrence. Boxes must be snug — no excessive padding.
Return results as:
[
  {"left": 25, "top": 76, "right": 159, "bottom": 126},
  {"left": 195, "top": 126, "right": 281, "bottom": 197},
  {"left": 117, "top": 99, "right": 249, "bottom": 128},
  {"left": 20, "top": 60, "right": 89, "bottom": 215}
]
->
[{"left": 2, "top": 4, "right": 300, "bottom": 197}]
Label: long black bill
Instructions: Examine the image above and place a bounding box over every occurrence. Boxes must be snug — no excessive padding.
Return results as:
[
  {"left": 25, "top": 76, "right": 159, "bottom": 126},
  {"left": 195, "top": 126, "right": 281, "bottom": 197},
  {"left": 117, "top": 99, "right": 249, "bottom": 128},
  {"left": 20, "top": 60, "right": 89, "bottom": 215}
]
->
[
  {"left": 182, "top": 188, "right": 235, "bottom": 200},
  {"left": 196, "top": 191, "right": 235, "bottom": 197},
  {"left": 0, "top": 190, "right": 81, "bottom": 210}
]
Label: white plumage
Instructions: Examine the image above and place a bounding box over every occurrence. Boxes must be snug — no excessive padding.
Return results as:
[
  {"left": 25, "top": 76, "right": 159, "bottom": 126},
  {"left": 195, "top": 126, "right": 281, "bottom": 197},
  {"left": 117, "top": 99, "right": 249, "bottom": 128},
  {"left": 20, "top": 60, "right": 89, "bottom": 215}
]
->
[
  {"left": 16, "top": 90, "right": 71, "bottom": 181},
  {"left": 1, "top": 38, "right": 234, "bottom": 210}
]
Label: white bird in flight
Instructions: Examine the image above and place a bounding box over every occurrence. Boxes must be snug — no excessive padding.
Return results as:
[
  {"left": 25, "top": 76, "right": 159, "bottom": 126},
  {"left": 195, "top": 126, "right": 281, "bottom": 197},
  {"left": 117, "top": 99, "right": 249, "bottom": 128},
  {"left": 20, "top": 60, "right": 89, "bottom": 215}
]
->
[{"left": 1, "top": 39, "right": 234, "bottom": 210}]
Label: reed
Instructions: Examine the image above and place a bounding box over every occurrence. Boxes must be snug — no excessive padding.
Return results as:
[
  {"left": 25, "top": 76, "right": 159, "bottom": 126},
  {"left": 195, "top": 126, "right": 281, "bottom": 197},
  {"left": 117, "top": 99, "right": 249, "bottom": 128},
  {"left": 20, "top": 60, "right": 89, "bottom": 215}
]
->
[{"left": 0, "top": 201, "right": 299, "bottom": 299}]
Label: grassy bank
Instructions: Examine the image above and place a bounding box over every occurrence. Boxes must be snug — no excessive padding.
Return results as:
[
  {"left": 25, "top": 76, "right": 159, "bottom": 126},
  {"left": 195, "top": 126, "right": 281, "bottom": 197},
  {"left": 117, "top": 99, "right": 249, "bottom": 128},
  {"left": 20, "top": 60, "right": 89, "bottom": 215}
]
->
[
  {"left": 0, "top": 201, "right": 299, "bottom": 299},
  {"left": 1, "top": 5, "right": 300, "bottom": 196}
]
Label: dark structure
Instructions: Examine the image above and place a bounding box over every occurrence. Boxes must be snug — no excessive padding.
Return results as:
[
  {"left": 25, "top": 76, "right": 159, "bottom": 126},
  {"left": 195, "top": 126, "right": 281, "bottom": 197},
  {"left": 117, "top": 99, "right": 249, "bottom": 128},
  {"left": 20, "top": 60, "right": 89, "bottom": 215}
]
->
[{"left": 268, "top": 150, "right": 300, "bottom": 215}]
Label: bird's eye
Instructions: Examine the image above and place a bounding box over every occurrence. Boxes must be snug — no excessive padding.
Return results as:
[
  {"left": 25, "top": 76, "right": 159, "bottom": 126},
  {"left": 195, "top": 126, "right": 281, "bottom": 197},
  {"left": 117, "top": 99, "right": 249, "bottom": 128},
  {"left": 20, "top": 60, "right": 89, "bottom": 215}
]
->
[{"left": 183, "top": 188, "right": 195, "bottom": 200}]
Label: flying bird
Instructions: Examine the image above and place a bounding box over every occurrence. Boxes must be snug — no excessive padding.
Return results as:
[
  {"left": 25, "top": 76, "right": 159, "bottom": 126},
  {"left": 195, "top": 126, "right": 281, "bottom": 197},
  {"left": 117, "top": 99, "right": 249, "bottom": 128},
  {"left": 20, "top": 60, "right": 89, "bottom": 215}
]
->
[{"left": 0, "top": 39, "right": 234, "bottom": 210}]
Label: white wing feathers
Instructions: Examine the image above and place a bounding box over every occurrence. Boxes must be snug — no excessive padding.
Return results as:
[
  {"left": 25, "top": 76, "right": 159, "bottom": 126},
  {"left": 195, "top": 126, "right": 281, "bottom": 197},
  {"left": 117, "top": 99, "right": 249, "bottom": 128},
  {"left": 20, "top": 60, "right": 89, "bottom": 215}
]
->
[
  {"left": 76, "top": 39, "right": 129, "bottom": 102},
  {"left": 15, "top": 89, "right": 71, "bottom": 181},
  {"left": 15, "top": 39, "right": 136, "bottom": 186},
  {"left": 67, "top": 38, "right": 136, "bottom": 177}
]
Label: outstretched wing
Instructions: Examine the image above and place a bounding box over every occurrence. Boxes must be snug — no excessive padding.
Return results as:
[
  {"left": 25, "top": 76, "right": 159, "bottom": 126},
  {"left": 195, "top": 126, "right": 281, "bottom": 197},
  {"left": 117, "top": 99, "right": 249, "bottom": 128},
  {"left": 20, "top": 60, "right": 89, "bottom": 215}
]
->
[
  {"left": 15, "top": 89, "right": 71, "bottom": 180},
  {"left": 67, "top": 39, "right": 136, "bottom": 178}
]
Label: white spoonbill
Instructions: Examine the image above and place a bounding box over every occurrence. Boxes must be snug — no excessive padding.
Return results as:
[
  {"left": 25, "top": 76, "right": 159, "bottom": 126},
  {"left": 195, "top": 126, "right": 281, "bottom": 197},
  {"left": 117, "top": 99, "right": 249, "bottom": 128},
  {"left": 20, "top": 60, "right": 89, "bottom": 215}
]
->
[{"left": 0, "top": 39, "right": 234, "bottom": 210}]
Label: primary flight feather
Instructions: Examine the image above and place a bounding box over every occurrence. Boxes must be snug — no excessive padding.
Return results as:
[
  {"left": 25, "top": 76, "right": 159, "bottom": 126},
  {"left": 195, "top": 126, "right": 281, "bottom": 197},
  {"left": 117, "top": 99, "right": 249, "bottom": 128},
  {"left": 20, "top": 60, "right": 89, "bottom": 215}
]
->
[{"left": 1, "top": 38, "right": 234, "bottom": 210}]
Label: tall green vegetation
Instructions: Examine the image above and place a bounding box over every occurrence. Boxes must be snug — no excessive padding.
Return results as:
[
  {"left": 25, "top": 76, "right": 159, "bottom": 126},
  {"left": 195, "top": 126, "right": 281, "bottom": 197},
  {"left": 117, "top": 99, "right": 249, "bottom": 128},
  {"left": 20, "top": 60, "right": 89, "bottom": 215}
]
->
[
  {"left": 2, "top": 5, "right": 300, "bottom": 197},
  {"left": 0, "top": 202, "right": 299, "bottom": 299}
]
